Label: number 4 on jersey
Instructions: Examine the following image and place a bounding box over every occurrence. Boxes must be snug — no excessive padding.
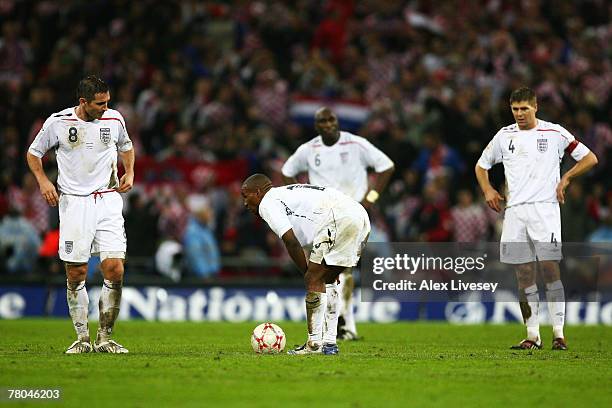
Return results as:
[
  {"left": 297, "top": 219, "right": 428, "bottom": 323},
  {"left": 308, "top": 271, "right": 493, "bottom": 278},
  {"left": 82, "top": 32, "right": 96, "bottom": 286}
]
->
[{"left": 508, "top": 140, "right": 515, "bottom": 153}]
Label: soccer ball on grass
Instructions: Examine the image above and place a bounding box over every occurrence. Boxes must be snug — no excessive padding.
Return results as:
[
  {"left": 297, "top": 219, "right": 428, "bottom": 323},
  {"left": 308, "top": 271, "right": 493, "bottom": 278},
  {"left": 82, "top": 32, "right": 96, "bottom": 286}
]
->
[{"left": 251, "top": 322, "right": 286, "bottom": 354}]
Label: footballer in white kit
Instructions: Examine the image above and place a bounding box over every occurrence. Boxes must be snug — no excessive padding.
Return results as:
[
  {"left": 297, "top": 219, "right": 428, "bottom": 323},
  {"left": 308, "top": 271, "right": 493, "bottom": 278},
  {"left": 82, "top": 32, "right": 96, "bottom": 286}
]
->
[
  {"left": 282, "top": 107, "right": 394, "bottom": 341},
  {"left": 241, "top": 174, "right": 371, "bottom": 355},
  {"left": 476, "top": 87, "right": 598, "bottom": 351},
  {"left": 29, "top": 105, "right": 132, "bottom": 262},
  {"left": 478, "top": 119, "right": 591, "bottom": 263},
  {"left": 282, "top": 131, "right": 394, "bottom": 204},
  {"left": 27, "top": 76, "right": 135, "bottom": 354}
]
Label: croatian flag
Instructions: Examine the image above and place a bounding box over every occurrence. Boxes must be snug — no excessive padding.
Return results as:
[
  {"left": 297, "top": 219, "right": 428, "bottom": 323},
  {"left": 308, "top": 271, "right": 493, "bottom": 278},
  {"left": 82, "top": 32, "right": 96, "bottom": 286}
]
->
[{"left": 289, "top": 95, "right": 371, "bottom": 131}]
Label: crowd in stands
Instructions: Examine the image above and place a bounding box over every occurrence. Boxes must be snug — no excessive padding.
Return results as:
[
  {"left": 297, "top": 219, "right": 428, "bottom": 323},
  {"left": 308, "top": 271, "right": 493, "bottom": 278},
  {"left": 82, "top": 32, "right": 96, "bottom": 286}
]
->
[{"left": 1, "top": 0, "right": 610, "bottom": 279}]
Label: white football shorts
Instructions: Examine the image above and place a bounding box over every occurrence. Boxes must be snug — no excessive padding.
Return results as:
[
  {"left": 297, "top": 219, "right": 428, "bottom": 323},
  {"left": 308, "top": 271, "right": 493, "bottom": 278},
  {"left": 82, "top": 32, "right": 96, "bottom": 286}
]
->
[
  {"left": 309, "top": 203, "right": 371, "bottom": 268},
  {"left": 58, "top": 191, "right": 126, "bottom": 263},
  {"left": 500, "top": 202, "right": 562, "bottom": 264}
]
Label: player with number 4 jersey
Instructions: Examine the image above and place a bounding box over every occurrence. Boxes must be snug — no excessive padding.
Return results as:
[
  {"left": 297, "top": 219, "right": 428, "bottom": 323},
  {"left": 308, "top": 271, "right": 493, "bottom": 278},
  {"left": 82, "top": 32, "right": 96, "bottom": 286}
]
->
[{"left": 476, "top": 87, "right": 598, "bottom": 351}]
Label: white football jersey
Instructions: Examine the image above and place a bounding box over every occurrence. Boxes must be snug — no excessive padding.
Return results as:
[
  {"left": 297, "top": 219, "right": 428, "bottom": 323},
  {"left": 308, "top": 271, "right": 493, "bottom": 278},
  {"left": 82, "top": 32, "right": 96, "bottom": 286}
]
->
[
  {"left": 281, "top": 131, "right": 394, "bottom": 201},
  {"left": 28, "top": 107, "right": 133, "bottom": 195},
  {"left": 477, "top": 119, "right": 590, "bottom": 207},
  {"left": 258, "top": 184, "right": 356, "bottom": 247}
]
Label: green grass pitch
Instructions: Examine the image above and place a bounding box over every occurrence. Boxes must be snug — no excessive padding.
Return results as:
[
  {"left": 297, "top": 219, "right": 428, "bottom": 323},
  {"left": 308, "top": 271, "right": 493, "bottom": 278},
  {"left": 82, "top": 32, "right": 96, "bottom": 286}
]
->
[{"left": 0, "top": 319, "right": 610, "bottom": 407}]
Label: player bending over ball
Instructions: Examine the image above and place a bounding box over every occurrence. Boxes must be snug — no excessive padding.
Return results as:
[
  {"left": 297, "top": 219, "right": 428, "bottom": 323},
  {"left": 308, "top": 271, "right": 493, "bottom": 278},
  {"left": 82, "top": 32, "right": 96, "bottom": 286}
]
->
[
  {"left": 281, "top": 107, "right": 394, "bottom": 340},
  {"left": 241, "top": 174, "right": 370, "bottom": 355}
]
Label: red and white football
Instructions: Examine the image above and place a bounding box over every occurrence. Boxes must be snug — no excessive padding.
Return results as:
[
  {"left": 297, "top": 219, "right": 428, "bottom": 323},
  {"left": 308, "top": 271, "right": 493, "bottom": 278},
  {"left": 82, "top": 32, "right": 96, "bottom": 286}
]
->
[{"left": 251, "top": 322, "right": 286, "bottom": 354}]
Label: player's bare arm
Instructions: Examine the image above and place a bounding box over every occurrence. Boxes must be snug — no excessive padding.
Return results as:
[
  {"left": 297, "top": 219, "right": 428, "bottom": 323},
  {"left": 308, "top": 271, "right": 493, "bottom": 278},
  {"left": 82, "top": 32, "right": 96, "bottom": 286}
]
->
[
  {"left": 26, "top": 152, "right": 59, "bottom": 207},
  {"left": 281, "top": 229, "right": 308, "bottom": 275},
  {"left": 117, "top": 148, "right": 135, "bottom": 193},
  {"left": 556, "top": 151, "right": 598, "bottom": 204},
  {"left": 475, "top": 164, "right": 504, "bottom": 212},
  {"left": 362, "top": 165, "right": 395, "bottom": 209},
  {"left": 281, "top": 175, "right": 298, "bottom": 185}
]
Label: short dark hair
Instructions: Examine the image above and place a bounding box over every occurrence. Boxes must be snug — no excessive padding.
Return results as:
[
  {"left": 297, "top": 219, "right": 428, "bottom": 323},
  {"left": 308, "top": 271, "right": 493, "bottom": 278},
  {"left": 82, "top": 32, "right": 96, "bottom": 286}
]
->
[
  {"left": 509, "top": 87, "right": 537, "bottom": 105},
  {"left": 76, "top": 75, "right": 108, "bottom": 101}
]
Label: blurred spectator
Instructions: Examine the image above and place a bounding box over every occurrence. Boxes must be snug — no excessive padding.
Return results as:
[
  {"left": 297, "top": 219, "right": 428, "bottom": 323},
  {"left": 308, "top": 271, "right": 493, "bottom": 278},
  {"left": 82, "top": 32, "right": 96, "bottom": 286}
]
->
[
  {"left": 252, "top": 69, "right": 288, "bottom": 129},
  {"left": 158, "top": 185, "right": 190, "bottom": 242},
  {"left": 311, "top": 2, "right": 352, "bottom": 64},
  {"left": 183, "top": 202, "right": 220, "bottom": 279},
  {"left": 409, "top": 181, "right": 452, "bottom": 242},
  {"left": 561, "top": 182, "right": 595, "bottom": 242},
  {"left": 8, "top": 173, "right": 49, "bottom": 234},
  {"left": 0, "top": 20, "right": 32, "bottom": 88},
  {"left": 156, "top": 130, "right": 202, "bottom": 161},
  {"left": 124, "top": 191, "right": 160, "bottom": 273},
  {"left": 413, "top": 133, "right": 465, "bottom": 186},
  {"left": 296, "top": 50, "right": 340, "bottom": 97},
  {"left": 450, "top": 189, "right": 490, "bottom": 242},
  {"left": 576, "top": 110, "right": 612, "bottom": 173},
  {"left": 182, "top": 78, "right": 214, "bottom": 132},
  {"left": 586, "top": 183, "right": 608, "bottom": 223},
  {"left": 387, "top": 169, "right": 423, "bottom": 241},
  {"left": 589, "top": 192, "right": 612, "bottom": 242},
  {"left": 38, "top": 227, "right": 62, "bottom": 276},
  {"left": 0, "top": 207, "right": 41, "bottom": 274}
]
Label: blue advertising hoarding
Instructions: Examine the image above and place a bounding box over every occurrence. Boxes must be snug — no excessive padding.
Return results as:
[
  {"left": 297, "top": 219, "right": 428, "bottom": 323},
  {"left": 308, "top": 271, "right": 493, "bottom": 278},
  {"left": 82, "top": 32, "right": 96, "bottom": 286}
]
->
[{"left": 1, "top": 286, "right": 611, "bottom": 324}]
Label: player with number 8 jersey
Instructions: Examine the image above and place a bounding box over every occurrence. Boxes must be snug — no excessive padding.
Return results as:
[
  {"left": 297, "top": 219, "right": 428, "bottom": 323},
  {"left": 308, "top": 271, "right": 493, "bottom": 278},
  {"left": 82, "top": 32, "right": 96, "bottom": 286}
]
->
[
  {"left": 29, "top": 104, "right": 132, "bottom": 197},
  {"left": 26, "top": 75, "right": 134, "bottom": 354}
]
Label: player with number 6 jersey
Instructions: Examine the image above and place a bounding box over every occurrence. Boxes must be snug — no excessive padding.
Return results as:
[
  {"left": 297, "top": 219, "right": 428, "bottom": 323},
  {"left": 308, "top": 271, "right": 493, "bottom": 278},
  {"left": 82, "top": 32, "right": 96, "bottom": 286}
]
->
[
  {"left": 282, "top": 107, "right": 394, "bottom": 341},
  {"left": 282, "top": 128, "right": 394, "bottom": 204}
]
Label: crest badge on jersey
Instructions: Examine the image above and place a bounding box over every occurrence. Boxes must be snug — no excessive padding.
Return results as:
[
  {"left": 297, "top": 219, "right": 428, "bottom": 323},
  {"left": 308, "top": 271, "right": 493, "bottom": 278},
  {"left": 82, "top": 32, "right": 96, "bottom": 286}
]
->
[
  {"left": 537, "top": 138, "right": 548, "bottom": 153},
  {"left": 65, "top": 241, "right": 73, "bottom": 254},
  {"left": 100, "top": 128, "right": 111, "bottom": 144},
  {"left": 340, "top": 152, "right": 349, "bottom": 163}
]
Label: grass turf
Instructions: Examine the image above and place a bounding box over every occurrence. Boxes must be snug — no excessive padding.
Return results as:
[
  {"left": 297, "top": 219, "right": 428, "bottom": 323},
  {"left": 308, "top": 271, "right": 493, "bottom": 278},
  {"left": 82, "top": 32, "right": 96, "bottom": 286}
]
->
[{"left": 0, "top": 319, "right": 610, "bottom": 407}]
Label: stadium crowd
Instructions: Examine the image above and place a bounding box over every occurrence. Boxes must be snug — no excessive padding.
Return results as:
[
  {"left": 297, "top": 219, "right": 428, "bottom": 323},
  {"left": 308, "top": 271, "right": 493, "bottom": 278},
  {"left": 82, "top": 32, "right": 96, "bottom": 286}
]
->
[{"left": 0, "top": 0, "right": 610, "bottom": 278}]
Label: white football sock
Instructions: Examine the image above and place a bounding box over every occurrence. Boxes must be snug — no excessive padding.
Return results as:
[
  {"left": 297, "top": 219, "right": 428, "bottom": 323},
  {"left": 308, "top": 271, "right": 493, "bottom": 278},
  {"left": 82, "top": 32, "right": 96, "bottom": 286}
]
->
[
  {"left": 323, "top": 284, "right": 339, "bottom": 344},
  {"left": 305, "top": 291, "right": 327, "bottom": 345},
  {"left": 523, "top": 284, "right": 540, "bottom": 341},
  {"left": 546, "top": 280, "right": 565, "bottom": 339},
  {"left": 339, "top": 271, "right": 358, "bottom": 334},
  {"left": 97, "top": 279, "right": 123, "bottom": 342},
  {"left": 66, "top": 280, "right": 89, "bottom": 342},
  {"left": 343, "top": 294, "right": 357, "bottom": 335},
  {"left": 337, "top": 273, "right": 346, "bottom": 318}
]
